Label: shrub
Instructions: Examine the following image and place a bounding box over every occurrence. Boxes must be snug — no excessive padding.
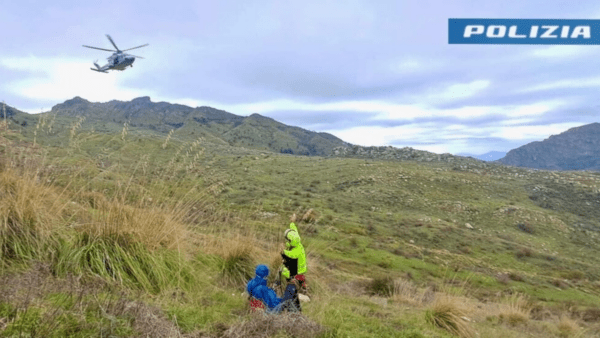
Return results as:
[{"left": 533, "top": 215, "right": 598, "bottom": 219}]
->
[
  {"left": 551, "top": 279, "right": 569, "bottom": 289},
  {"left": 515, "top": 248, "right": 533, "bottom": 259},
  {"left": 377, "top": 261, "right": 391, "bottom": 269},
  {"left": 582, "top": 308, "right": 600, "bottom": 322},
  {"left": 517, "top": 223, "right": 534, "bottom": 234},
  {"left": 368, "top": 276, "right": 394, "bottom": 297},
  {"left": 560, "top": 270, "right": 585, "bottom": 281},
  {"left": 509, "top": 272, "right": 525, "bottom": 282},
  {"left": 496, "top": 273, "right": 510, "bottom": 285}
]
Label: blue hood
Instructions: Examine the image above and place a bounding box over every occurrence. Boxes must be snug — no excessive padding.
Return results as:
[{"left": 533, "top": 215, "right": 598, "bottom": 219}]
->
[{"left": 255, "top": 264, "right": 269, "bottom": 278}]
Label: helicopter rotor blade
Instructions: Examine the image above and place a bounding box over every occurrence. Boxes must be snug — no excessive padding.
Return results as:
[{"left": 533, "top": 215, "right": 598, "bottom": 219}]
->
[
  {"left": 122, "top": 43, "right": 149, "bottom": 52},
  {"left": 83, "top": 45, "right": 117, "bottom": 52},
  {"left": 106, "top": 34, "right": 120, "bottom": 52}
]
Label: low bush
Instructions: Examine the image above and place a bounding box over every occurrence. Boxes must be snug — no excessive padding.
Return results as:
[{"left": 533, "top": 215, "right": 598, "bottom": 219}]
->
[
  {"left": 368, "top": 276, "right": 394, "bottom": 297},
  {"left": 515, "top": 247, "right": 533, "bottom": 259}
]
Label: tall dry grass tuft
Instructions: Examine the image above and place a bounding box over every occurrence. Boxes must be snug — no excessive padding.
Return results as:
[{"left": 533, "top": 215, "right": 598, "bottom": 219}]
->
[
  {"left": 162, "top": 129, "right": 174, "bottom": 149},
  {"left": 391, "top": 278, "right": 433, "bottom": 306},
  {"left": 425, "top": 294, "right": 475, "bottom": 338},
  {"left": 0, "top": 151, "right": 198, "bottom": 292},
  {"left": 79, "top": 197, "right": 190, "bottom": 252},
  {"left": 121, "top": 122, "right": 129, "bottom": 141},
  {"left": 0, "top": 169, "right": 64, "bottom": 263},
  {"left": 498, "top": 293, "right": 531, "bottom": 326},
  {"left": 557, "top": 315, "right": 581, "bottom": 338}
]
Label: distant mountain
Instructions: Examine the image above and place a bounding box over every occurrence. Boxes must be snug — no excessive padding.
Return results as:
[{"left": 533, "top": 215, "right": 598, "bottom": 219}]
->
[
  {"left": 50, "top": 96, "right": 350, "bottom": 156},
  {"left": 499, "top": 123, "right": 600, "bottom": 171},
  {"left": 0, "top": 103, "right": 36, "bottom": 128},
  {"left": 1, "top": 103, "right": 27, "bottom": 121},
  {"left": 457, "top": 151, "right": 506, "bottom": 162}
]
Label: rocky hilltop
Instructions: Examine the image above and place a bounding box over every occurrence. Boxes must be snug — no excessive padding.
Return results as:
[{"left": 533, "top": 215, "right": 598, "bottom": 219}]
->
[
  {"left": 499, "top": 123, "right": 600, "bottom": 171},
  {"left": 332, "top": 145, "right": 478, "bottom": 164}
]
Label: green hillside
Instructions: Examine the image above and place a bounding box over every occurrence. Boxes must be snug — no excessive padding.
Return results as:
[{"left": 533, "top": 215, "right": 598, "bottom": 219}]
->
[{"left": 0, "top": 108, "right": 599, "bottom": 337}]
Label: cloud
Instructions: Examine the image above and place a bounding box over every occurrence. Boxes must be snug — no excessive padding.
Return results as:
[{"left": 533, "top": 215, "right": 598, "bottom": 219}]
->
[
  {"left": 523, "top": 77, "right": 600, "bottom": 92},
  {"left": 435, "top": 79, "right": 491, "bottom": 101},
  {"left": 0, "top": 55, "right": 150, "bottom": 111},
  {"left": 528, "top": 46, "right": 596, "bottom": 59}
]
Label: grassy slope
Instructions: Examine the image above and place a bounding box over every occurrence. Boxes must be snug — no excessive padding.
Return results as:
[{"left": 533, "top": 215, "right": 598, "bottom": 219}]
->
[{"left": 0, "top": 117, "right": 599, "bottom": 337}]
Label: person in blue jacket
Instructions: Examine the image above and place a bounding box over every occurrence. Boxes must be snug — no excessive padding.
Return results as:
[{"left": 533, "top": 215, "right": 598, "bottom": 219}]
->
[{"left": 246, "top": 265, "right": 282, "bottom": 312}]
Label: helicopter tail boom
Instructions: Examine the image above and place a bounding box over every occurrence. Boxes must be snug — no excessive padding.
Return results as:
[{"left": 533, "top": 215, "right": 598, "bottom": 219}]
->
[{"left": 91, "top": 62, "right": 108, "bottom": 73}]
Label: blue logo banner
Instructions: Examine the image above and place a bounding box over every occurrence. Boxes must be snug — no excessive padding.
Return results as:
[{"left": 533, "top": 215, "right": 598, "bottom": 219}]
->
[{"left": 449, "top": 19, "right": 600, "bottom": 44}]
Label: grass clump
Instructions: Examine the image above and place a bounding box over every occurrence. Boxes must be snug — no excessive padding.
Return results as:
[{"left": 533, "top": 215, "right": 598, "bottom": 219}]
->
[
  {"left": 425, "top": 295, "right": 475, "bottom": 338},
  {"left": 391, "top": 278, "right": 431, "bottom": 306},
  {"left": 51, "top": 233, "right": 193, "bottom": 294},
  {"left": 220, "top": 240, "right": 255, "bottom": 288},
  {"left": 498, "top": 294, "right": 531, "bottom": 326}
]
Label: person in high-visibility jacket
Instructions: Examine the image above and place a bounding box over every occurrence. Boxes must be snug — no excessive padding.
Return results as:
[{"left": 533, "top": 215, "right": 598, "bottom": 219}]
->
[
  {"left": 281, "top": 216, "right": 307, "bottom": 280},
  {"left": 280, "top": 214, "right": 307, "bottom": 312}
]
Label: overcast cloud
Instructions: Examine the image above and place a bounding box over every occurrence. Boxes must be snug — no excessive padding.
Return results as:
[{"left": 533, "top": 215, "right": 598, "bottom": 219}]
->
[{"left": 1, "top": 0, "right": 599, "bottom": 154}]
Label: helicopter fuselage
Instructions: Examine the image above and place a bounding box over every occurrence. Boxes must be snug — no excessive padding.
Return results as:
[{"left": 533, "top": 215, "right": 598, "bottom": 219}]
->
[{"left": 107, "top": 53, "right": 135, "bottom": 70}]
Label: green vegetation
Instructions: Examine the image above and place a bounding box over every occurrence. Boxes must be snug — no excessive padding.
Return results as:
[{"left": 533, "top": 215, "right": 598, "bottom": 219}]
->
[{"left": 0, "top": 111, "right": 599, "bottom": 337}]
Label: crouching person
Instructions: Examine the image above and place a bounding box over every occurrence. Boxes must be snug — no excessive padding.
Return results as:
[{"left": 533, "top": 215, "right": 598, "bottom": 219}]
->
[
  {"left": 247, "top": 264, "right": 282, "bottom": 313},
  {"left": 280, "top": 214, "right": 308, "bottom": 312}
]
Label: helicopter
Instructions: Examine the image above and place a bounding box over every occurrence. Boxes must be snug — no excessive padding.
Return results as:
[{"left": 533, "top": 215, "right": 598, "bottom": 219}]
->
[{"left": 83, "top": 34, "right": 148, "bottom": 73}]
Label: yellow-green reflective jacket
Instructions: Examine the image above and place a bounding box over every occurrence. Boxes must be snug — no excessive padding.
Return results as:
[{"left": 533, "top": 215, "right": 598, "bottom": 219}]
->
[{"left": 283, "top": 223, "right": 307, "bottom": 276}]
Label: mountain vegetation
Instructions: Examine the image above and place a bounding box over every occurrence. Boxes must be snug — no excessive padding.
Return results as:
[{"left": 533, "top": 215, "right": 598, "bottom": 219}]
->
[{"left": 0, "top": 99, "right": 599, "bottom": 337}]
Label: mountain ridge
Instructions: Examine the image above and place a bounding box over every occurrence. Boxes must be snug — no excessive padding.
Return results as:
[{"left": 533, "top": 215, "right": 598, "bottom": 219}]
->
[
  {"left": 49, "top": 96, "right": 350, "bottom": 156},
  {"left": 499, "top": 123, "right": 600, "bottom": 171}
]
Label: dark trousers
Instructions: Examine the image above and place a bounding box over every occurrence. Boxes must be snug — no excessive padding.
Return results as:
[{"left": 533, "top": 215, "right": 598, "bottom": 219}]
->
[{"left": 281, "top": 283, "right": 301, "bottom": 312}]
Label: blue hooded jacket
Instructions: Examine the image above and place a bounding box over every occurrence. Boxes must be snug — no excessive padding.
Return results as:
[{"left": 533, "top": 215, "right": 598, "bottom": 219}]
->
[{"left": 246, "top": 265, "right": 282, "bottom": 310}]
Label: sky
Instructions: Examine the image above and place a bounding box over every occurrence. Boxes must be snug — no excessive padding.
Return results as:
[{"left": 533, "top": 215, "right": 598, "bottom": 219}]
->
[{"left": 1, "top": 0, "right": 600, "bottom": 155}]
